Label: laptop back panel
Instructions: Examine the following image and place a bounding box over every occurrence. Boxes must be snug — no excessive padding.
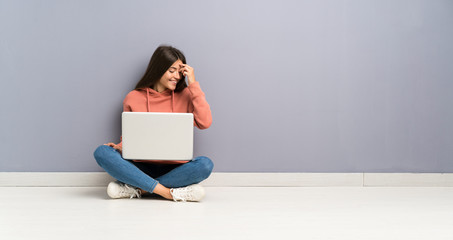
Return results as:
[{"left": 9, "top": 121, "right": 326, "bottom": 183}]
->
[{"left": 121, "top": 112, "right": 194, "bottom": 160}]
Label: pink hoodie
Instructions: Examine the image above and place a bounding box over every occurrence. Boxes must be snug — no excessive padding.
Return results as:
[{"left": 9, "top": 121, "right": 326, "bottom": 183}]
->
[{"left": 118, "top": 81, "right": 212, "bottom": 164}]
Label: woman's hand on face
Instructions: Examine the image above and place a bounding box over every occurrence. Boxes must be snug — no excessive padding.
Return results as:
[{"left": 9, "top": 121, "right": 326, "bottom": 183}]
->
[
  {"left": 180, "top": 64, "right": 196, "bottom": 85},
  {"left": 104, "top": 142, "right": 122, "bottom": 153}
]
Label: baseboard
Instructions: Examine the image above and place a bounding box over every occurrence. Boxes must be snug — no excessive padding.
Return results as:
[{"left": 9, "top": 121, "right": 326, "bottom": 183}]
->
[
  {"left": 0, "top": 172, "right": 116, "bottom": 187},
  {"left": 1, "top": 172, "right": 453, "bottom": 187},
  {"left": 364, "top": 173, "right": 453, "bottom": 187}
]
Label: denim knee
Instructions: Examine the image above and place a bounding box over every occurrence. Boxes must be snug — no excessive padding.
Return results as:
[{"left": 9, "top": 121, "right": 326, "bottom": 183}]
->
[
  {"left": 194, "top": 156, "right": 214, "bottom": 179},
  {"left": 93, "top": 145, "right": 114, "bottom": 167}
]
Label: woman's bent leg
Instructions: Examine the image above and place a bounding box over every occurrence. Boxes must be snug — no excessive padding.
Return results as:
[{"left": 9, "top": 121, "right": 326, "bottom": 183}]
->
[
  {"left": 93, "top": 145, "right": 159, "bottom": 192},
  {"left": 156, "top": 156, "right": 214, "bottom": 188}
]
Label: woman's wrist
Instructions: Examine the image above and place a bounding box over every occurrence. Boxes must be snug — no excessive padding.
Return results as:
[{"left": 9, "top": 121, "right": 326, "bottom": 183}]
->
[{"left": 188, "top": 78, "right": 196, "bottom": 85}]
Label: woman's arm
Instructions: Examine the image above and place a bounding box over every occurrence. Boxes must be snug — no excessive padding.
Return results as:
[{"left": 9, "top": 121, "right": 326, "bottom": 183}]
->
[
  {"left": 180, "top": 63, "right": 212, "bottom": 129},
  {"left": 188, "top": 81, "right": 212, "bottom": 129}
]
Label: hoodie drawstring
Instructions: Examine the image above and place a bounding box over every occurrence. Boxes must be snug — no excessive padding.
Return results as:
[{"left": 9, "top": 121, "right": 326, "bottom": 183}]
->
[
  {"left": 146, "top": 88, "right": 150, "bottom": 112},
  {"left": 171, "top": 91, "right": 174, "bottom": 113},
  {"left": 146, "top": 88, "right": 174, "bottom": 112}
]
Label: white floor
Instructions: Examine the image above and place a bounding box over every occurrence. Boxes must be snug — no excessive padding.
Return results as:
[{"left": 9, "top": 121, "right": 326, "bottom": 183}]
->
[{"left": 1, "top": 187, "right": 453, "bottom": 240}]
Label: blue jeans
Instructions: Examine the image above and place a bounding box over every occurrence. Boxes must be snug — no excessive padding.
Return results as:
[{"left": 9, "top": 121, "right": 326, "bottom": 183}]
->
[{"left": 93, "top": 145, "right": 214, "bottom": 192}]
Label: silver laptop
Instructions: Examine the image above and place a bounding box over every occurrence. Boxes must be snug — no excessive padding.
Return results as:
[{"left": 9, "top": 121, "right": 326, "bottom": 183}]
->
[{"left": 121, "top": 112, "right": 194, "bottom": 161}]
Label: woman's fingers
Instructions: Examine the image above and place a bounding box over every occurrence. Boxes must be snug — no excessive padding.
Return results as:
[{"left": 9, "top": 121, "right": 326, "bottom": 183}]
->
[
  {"left": 179, "top": 64, "right": 195, "bottom": 84},
  {"left": 182, "top": 66, "right": 192, "bottom": 75},
  {"left": 104, "top": 143, "right": 115, "bottom": 147},
  {"left": 180, "top": 64, "right": 193, "bottom": 71}
]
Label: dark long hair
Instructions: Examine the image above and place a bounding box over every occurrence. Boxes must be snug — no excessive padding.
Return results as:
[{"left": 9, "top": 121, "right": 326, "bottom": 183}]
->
[{"left": 135, "top": 45, "right": 187, "bottom": 92}]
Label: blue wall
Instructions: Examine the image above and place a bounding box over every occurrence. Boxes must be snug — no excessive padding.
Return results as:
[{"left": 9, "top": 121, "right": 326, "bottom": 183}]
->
[{"left": 1, "top": 0, "right": 452, "bottom": 172}]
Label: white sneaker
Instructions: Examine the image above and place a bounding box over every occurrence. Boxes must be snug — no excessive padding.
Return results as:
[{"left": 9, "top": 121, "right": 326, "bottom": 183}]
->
[
  {"left": 170, "top": 184, "right": 205, "bottom": 202},
  {"left": 107, "top": 181, "right": 141, "bottom": 199}
]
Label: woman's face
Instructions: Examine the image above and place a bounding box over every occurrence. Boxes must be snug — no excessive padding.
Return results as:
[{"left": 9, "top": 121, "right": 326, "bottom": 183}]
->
[{"left": 155, "top": 59, "right": 183, "bottom": 92}]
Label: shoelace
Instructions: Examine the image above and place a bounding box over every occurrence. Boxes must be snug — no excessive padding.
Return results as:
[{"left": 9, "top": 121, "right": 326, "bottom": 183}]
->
[
  {"left": 123, "top": 184, "right": 141, "bottom": 199},
  {"left": 170, "top": 186, "right": 195, "bottom": 202}
]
